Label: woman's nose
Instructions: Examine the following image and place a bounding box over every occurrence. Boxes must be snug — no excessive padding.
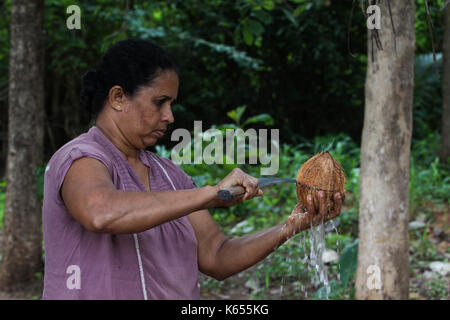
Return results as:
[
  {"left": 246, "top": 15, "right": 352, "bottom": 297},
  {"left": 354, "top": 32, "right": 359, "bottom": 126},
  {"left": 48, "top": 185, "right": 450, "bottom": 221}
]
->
[{"left": 162, "top": 105, "right": 175, "bottom": 124}]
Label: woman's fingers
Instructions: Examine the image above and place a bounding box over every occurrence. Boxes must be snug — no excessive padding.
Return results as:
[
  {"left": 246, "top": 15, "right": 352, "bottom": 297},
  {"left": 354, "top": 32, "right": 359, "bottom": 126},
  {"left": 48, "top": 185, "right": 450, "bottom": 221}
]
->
[
  {"left": 287, "top": 191, "right": 346, "bottom": 234},
  {"left": 242, "top": 176, "right": 260, "bottom": 200},
  {"left": 306, "top": 194, "right": 315, "bottom": 215},
  {"left": 218, "top": 168, "right": 261, "bottom": 202},
  {"left": 317, "top": 191, "right": 327, "bottom": 216},
  {"left": 291, "top": 202, "right": 305, "bottom": 215},
  {"left": 257, "top": 188, "right": 264, "bottom": 197},
  {"left": 286, "top": 204, "right": 307, "bottom": 236},
  {"left": 233, "top": 169, "right": 262, "bottom": 201},
  {"left": 333, "top": 192, "right": 344, "bottom": 218},
  {"left": 326, "top": 192, "right": 343, "bottom": 221}
]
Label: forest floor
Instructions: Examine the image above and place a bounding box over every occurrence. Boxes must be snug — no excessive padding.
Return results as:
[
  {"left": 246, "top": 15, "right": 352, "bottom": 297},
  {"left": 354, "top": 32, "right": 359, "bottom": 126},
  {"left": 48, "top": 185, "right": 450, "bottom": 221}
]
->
[{"left": 0, "top": 204, "right": 448, "bottom": 300}]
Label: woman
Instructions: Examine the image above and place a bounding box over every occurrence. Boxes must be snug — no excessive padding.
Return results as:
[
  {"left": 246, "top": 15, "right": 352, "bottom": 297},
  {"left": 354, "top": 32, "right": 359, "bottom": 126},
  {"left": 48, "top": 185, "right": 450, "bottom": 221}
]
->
[{"left": 42, "top": 39, "right": 344, "bottom": 300}]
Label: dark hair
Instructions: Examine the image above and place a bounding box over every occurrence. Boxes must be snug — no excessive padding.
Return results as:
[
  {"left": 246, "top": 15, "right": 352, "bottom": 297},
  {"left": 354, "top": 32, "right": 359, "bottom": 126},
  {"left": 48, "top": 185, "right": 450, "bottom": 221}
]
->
[{"left": 80, "top": 39, "right": 180, "bottom": 115}]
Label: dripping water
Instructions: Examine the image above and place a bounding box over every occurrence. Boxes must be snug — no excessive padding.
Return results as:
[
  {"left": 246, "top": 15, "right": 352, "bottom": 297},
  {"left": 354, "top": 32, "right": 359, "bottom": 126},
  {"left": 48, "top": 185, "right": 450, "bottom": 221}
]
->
[
  {"left": 308, "top": 220, "right": 330, "bottom": 299},
  {"left": 276, "top": 207, "right": 341, "bottom": 300},
  {"left": 328, "top": 219, "right": 341, "bottom": 281}
]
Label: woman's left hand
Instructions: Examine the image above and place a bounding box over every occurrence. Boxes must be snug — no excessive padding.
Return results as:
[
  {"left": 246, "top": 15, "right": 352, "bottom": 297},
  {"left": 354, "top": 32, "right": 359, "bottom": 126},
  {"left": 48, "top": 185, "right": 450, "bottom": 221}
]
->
[{"left": 283, "top": 191, "right": 345, "bottom": 238}]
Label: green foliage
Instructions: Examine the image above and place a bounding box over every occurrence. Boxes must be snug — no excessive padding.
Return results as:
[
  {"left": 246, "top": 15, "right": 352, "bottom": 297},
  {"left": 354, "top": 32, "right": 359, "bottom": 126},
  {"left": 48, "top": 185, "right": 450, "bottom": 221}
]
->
[
  {"left": 422, "top": 277, "right": 449, "bottom": 300},
  {"left": 413, "top": 53, "right": 443, "bottom": 141},
  {"left": 36, "top": 166, "right": 46, "bottom": 201},
  {"left": 312, "top": 280, "right": 343, "bottom": 300},
  {"left": 0, "top": 0, "right": 445, "bottom": 149},
  {"left": 175, "top": 129, "right": 448, "bottom": 299},
  {"left": 226, "top": 105, "right": 248, "bottom": 126},
  {"left": 105, "top": 0, "right": 368, "bottom": 146},
  {"left": 409, "top": 133, "right": 450, "bottom": 213},
  {"left": 410, "top": 223, "right": 440, "bottom": 261},
  {"left": 312, "top": 238, "right": 358, "bottom": 300},
  {"left": 338, "top": 239, "right": 358, "bottom": 290},
  {"left": 224, "top": 105, "right": 274, "bottom": 128},
  {"left": 415, "top": 0, "right": 446, "bottom": 54}
]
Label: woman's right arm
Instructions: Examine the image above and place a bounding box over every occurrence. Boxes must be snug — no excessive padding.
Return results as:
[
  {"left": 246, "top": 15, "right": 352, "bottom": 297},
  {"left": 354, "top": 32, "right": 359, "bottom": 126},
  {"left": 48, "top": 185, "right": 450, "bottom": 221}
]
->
[{"left": 61, "top": 157, "right": 261, "bottom": 234}]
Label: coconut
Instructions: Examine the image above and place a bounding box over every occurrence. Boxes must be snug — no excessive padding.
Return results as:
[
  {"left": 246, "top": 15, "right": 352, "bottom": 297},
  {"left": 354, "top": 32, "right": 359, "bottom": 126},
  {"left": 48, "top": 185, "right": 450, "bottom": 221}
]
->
[{"left": 296, "top": 151, "right": 345, "bottom": 213}]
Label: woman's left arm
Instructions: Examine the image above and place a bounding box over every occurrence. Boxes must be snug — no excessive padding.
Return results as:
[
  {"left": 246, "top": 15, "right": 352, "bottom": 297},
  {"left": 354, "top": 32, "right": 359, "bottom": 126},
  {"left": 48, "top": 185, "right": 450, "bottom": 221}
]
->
[{"left": 188, "top": 191, "right": 344, "bottom": 281}]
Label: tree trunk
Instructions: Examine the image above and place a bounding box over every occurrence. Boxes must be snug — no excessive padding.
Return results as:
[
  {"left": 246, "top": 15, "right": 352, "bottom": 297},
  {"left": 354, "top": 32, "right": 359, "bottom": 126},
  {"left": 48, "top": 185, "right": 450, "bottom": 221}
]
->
[
  {"left": 355, "top": 1, "right": 415, "bottom": 300},
  {"left": 439, "top": 4, "right": 450, "bottom": 163},
  {"left": 0, "top": 0, "right": 45, "bottom": 289}
]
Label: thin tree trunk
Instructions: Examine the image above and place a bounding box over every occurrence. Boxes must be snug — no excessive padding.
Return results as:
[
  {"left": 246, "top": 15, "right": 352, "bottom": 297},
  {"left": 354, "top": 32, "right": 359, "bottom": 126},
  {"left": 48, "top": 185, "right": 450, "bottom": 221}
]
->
[
  {"left": 440, "top": 4, "right": 450, "bottom": 163},
  {"left": 0, "top": 0, "right": 45, "bottom": 289},
  {"left": 355, "top": 1, "right": 415, "bottom": 300}
]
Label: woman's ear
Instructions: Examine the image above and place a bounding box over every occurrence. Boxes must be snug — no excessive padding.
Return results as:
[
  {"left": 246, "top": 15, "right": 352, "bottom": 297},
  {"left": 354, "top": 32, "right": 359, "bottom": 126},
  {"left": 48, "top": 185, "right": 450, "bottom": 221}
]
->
[{"left": 108, "top": 85, "right": 126, "bottom": 111}]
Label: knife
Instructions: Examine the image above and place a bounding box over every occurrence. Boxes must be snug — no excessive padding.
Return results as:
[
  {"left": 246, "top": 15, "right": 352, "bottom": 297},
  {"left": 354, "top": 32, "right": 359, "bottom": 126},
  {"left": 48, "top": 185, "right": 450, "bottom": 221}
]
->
[{"left": 217, "top": 177, "right": 297, "bottom": 201}]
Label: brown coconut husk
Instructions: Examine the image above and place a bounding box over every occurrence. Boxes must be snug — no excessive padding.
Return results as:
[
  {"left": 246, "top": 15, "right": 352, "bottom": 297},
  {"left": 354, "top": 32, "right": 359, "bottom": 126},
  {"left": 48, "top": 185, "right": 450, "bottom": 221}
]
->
[{"left": 296, "top": 151, "right": 346, "bottom": 213}]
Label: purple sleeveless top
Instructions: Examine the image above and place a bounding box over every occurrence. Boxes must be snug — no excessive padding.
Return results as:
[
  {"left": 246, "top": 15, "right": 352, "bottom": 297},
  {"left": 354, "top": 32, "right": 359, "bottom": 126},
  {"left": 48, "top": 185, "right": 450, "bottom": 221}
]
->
[{"left": 42, "top": 126, "right": 200, "bottom": 300}]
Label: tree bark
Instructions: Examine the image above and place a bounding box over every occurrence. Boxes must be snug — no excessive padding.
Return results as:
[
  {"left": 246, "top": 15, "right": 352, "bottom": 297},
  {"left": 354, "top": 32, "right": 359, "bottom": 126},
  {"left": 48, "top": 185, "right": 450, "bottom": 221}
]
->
[
  {"left": 355, "top": 1, "right": 415, "bottom": 300},
  {"left": 0, "top": 0, "right": 45, "bottom": 288},
  {"left": 439, "top": 4, "right": 450, "bottom": 163}
]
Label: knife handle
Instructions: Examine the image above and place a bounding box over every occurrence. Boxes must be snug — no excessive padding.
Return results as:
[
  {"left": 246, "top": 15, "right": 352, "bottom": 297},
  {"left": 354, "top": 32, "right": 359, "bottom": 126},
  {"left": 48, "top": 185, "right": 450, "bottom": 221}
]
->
[{"left": 217, "top": 186, "right": 246, "bottom": 201}]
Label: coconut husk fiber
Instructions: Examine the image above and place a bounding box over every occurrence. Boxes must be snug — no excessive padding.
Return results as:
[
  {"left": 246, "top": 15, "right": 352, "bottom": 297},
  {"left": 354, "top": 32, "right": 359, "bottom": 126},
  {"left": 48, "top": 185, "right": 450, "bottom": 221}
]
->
[{"left": 296, "top": 151, "right": 346, "bottom": 213}]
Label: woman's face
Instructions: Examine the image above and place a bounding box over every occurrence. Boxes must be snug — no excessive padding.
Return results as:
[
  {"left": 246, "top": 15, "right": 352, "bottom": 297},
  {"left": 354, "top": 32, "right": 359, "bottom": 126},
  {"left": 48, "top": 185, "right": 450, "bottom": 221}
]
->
[{"left": 119, "top": 70, "right": 179, "bottom": 149}]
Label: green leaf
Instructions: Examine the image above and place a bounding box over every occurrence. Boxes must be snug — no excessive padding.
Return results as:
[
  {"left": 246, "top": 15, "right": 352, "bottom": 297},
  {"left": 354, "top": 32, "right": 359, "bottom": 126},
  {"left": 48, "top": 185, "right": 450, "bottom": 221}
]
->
[
  {"left": 35, "top": 165, "right": 46, "bottom": 201},
  {"left": 247, "top": 19, "right": 265, "bottom": 37},
  {"left": 242, "top": 21, "right": 254, "bottom": 46},
  {"left": 235, "top": 106, "right": 247, "bottom": 124},
  {"left": 242, "top": 114, "right": 274, "bottom": 127},
  {"left": 251, "top": 10, "right": 273, "bottom": 25},
  {"left": 233, "top": 25, "right": 242, "bottom": 45},
  {"left": 153, "top": 9, "right": 162, "bottom": 20},
  {"left": 282, "top": 8, "right": 298, "bottom": 28},
  {"left": 312, "top": 280, "right": 343, "bottom": 300},
  {"left": 262, "top": 0, "right": 275, "bottom": 11},
  {"left": 216, "top": 123, "right": 238, "bottom": 130},
  {"left": 227, "top": 110, "right": 237, "bottom": 123},
  {"left": 227, "top": 105, "right": 247, "bottom": 125},
  {"left": 339, "top": 239, "right": 359, "bottom": 290},
  {"left": 171, "top": 103, "right": 186, "bottom": 115},
  {"left": 293, "top": 3, "right": 309, "bottom": 18}
]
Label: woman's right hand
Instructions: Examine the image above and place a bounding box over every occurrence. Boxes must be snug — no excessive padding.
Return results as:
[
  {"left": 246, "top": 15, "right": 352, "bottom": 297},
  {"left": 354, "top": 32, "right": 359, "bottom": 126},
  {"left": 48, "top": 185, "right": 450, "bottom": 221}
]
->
[{"left": 206, "top": 168, "right": 263, "bottom": 208}]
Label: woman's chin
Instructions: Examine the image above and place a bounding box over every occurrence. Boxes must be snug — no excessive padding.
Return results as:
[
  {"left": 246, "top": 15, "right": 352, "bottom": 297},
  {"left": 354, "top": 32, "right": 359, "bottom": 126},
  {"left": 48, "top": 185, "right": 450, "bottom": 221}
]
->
[{"left": 142, "top": 136, "right": 159, "bottom": 148}]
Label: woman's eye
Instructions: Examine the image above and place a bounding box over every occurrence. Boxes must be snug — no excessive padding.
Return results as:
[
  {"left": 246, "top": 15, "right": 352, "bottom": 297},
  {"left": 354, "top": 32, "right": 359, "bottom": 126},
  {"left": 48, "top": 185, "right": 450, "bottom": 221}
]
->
[{"left": 155, "top": 100, "right": 165, "bottom": 107}]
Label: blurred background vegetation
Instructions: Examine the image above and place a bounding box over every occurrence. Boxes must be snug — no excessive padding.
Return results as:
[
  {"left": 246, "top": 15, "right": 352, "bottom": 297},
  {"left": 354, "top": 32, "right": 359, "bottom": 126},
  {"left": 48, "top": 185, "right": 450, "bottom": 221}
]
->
[{"left": 0, "top": 0, "right": 448, "bottom": 299}]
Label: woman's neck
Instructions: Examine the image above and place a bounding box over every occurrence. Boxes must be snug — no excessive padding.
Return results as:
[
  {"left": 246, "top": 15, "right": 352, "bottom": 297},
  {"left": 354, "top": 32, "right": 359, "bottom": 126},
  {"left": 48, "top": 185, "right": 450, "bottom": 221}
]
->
[{"left": 95, "top": 115, "right": 140, "bottom": 162}]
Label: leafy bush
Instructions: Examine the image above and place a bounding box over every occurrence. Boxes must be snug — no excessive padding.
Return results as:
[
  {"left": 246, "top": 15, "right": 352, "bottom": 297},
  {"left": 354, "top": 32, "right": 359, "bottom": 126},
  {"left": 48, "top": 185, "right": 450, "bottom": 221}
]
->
[
  {"left": 409, "top": 133, "right": 450, "bottom": 214},
  {"left": 155, "top": 126, "right": 448, "bottom": 299}
]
